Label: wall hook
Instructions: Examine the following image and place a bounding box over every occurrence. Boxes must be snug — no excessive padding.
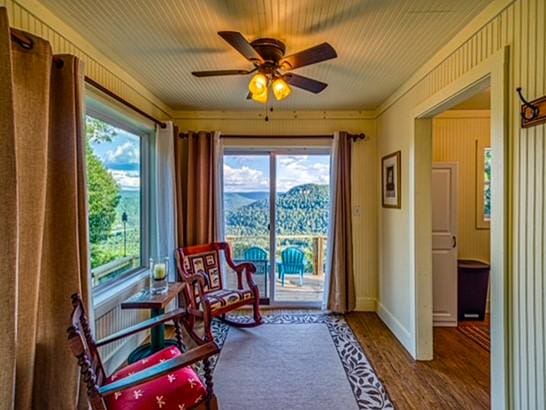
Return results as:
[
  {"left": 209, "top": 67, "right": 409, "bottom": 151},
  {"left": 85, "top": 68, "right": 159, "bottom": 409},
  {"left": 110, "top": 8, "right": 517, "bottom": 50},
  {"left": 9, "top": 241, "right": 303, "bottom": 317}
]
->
[{"left": 516, "top": 87, "right": 540, "bottom": 121}]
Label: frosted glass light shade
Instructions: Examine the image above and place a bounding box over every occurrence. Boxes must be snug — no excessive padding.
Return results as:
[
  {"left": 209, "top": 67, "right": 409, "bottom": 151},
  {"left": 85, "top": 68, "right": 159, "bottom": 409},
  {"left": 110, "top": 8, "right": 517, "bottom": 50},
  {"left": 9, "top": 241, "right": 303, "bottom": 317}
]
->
[
  {"left": 272, "top": 77, "right": 292, "bottom": 101},
  {"left": 248, "top": 73, "right": 268, "bottom": 95}
]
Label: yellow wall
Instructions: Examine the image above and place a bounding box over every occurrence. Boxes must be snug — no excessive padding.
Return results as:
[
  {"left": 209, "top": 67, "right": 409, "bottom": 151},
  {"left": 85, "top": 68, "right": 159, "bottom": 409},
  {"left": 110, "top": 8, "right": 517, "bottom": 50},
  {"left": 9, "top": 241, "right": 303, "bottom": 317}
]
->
[
  {"left": 377, "top": 0, "right": 545, "bottom": 408},
  {"left": 433, "top": 111, "right": 491, "bottom": 263},
  {"left": 1, "top": 0, "right": 172, "bottom": 121},
  {"left": 175, "top": 112, "right": 378, "bottom": 311}
]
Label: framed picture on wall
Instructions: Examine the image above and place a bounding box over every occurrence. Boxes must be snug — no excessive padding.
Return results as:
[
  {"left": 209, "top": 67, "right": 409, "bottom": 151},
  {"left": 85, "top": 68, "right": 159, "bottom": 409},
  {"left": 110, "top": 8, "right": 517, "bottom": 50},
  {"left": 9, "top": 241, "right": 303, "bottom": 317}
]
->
[{"left": 382, "top": 151, "right": 401, "bottom": 208}]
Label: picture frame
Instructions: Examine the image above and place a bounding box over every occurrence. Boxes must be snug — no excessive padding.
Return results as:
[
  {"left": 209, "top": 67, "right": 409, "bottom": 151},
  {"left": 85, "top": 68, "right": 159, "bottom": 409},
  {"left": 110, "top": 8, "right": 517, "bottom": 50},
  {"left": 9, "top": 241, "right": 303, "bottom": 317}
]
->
[
  {"left": 475, "top": 141, "right": 491, "bottom": 229},
  {"left": 382, "top": 151, "right": 401, "bottom": 209}
]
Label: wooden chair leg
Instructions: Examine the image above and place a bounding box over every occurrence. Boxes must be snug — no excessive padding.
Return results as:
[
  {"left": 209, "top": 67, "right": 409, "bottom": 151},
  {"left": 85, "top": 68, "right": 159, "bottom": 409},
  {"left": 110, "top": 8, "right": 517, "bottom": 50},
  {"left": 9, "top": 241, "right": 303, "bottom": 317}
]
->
[{"left": 253, "top": 298, "right": 263, "bottom": 325}]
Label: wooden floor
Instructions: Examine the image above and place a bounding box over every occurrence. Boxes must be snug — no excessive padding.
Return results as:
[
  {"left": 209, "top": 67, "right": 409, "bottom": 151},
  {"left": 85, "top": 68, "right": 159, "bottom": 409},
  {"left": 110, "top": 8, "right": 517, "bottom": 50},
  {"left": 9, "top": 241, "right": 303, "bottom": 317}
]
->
[
  {"left": 346, "top": 312, "right": 490, "bottom": 409},
  {"left": 166, "top": 309, "right": 489, "bottom": 409}
]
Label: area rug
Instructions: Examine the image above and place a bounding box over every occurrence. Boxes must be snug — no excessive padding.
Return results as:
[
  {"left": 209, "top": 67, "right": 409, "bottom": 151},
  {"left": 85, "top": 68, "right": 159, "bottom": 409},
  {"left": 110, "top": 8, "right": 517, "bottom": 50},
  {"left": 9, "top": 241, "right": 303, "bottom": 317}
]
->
[
  {"left": 458, "top": 324, "right": 490, "bottom": 352},
  {"left": 204, "top": 313, "right": 393, "bottom": 410}
]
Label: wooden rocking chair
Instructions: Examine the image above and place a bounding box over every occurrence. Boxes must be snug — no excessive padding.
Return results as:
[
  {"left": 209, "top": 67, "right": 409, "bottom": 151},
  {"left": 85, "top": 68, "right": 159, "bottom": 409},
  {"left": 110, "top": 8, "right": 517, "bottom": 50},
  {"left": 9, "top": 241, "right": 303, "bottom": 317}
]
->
[
  {"left": 176, "top": 242, "right": 263, "bottom": 343},
  {"left": 67, "top": 293, "right": 219, "bottom": 410}
]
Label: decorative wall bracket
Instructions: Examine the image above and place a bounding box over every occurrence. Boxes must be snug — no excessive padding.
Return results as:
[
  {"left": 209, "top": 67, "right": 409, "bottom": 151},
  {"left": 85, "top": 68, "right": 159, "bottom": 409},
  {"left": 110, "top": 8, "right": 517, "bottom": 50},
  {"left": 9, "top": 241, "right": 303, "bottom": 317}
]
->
[{"left": 517, "top": 87, "right": 546, "bottom": 128}]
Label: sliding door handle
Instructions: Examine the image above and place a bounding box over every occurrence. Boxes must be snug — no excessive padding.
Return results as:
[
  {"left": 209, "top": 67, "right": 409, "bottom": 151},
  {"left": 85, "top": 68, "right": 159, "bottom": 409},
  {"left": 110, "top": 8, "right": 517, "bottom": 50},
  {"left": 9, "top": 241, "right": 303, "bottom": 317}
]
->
[{"left": 452, "top": 236, "right": 457, "bottom": 248}]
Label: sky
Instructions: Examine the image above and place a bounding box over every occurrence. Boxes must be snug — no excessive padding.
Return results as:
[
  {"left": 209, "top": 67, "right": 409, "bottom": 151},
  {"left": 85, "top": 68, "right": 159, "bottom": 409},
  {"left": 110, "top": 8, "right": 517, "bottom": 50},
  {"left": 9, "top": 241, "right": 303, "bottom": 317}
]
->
[
  {"left": 90, "top": 127, "right": 141, "bottom": 191},
  {"left": 224, "top": 154, "right": 330, "bottom": 193}
]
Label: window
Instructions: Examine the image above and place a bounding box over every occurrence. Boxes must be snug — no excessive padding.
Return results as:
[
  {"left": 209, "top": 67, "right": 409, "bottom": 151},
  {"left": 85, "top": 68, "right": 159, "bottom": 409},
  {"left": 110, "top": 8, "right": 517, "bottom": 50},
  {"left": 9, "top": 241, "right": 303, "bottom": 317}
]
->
[
  {"left": 86, "top": 114, "right": 148, "bottom": 288},
  {"left": 483, "top": 147, "right": 492, "bottom": 221}
]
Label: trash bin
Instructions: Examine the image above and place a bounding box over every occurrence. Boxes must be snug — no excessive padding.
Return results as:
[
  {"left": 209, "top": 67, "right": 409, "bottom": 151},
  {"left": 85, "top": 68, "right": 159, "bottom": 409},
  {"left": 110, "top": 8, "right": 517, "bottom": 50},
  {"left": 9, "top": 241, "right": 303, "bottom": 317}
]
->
[{"left": 458, "top": 259, "right": 490, "bottom": 321}]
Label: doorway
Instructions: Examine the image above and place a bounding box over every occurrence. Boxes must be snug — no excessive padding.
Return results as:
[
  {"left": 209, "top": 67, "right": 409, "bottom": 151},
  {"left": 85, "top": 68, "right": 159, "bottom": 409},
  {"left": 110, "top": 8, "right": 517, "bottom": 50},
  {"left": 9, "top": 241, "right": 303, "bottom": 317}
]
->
[
  {"left": 222, "top": 150, "right": 331, "bottom": 307},
  {"left": 412, "top": 49, "right": 508, "bottom": 407}
]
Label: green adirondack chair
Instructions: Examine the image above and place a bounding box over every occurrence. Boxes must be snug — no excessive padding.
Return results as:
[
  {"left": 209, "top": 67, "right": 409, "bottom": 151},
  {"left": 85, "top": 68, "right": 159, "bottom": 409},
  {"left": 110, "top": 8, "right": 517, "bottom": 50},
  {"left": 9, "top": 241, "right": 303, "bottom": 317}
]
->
[
  {"left": 243, "top": 247, "right": 269, "bottom": 292},
  {"left": 277, "top": 247, "right": 305, "bottom": 286}
]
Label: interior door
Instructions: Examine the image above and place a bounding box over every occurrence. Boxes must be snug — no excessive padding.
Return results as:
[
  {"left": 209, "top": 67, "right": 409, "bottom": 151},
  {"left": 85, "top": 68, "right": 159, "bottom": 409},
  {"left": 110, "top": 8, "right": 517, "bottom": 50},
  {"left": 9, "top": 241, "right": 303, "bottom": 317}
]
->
[{"left": 432, "top": 163, "right": 458, "bottom": 327}]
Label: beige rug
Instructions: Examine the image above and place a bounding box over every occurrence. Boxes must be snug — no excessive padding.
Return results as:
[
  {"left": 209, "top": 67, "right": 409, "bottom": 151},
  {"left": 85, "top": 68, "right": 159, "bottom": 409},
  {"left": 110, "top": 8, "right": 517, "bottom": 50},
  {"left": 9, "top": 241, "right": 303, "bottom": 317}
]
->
[{"left": 208, "top": 314, "right": 393, "bottom": 410}]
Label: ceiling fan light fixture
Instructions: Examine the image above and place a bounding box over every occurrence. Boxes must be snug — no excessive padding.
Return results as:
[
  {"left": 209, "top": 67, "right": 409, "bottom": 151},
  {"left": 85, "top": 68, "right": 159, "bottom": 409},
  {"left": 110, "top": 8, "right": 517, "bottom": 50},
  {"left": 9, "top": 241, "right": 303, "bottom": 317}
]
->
[
  {"left": 248, "top": 73, "right": 268, "bottom": 95},
  {"left": 251, "top": 88, "right": 268, "bottom": 104},
  {"left": 272, "top": 77, "right": 292, "bottom": 101}
]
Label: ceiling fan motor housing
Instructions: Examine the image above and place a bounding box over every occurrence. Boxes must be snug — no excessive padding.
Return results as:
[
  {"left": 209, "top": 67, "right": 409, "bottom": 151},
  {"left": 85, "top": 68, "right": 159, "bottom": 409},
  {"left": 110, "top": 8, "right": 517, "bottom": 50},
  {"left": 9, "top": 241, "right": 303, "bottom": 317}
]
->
[{"left": 250, "top": 38, "right": 286, "bottom": 67}]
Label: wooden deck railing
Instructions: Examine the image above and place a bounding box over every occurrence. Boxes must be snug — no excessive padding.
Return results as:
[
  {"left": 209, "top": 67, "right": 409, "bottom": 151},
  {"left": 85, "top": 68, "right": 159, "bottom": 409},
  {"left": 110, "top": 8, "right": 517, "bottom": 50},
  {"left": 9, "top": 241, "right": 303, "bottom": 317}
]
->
[{"left": 225, "top": 234, "right": 327, "bottom": 275}]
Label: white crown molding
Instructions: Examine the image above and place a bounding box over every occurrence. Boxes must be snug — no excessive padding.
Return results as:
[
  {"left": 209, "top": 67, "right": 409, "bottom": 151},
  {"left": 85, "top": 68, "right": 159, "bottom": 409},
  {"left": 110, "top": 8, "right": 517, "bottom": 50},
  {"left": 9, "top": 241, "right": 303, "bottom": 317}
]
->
[
  {"left": 376, "top": 0, "right": 514, "bottom": 116},
  {"left": 13, "top": 0, "right": 173, "bottom": 119},
  {"left": 172, "top": 110, "right": 377, "bottom": 120}
]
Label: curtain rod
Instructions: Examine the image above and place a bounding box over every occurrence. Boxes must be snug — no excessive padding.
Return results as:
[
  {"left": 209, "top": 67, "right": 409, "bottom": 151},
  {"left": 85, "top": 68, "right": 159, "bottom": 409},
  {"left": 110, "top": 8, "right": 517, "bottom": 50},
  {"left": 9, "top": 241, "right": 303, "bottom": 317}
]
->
[
  {"left": 179, "top": 133, "right": 367, "bottom": 141},
  {"left": 10, "top": 29, "right": 167, "bottom": 129}
]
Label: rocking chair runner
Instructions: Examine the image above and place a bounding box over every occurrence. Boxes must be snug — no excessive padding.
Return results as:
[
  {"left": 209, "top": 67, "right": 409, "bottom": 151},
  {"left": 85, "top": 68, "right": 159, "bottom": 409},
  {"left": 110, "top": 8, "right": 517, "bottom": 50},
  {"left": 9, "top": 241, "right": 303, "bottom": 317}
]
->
[
  {"left": 67, "top": 293, "right": 219, "bottom": 410},
  {"left": 176, "top": 242, "right": 263, "bottom": 343}
]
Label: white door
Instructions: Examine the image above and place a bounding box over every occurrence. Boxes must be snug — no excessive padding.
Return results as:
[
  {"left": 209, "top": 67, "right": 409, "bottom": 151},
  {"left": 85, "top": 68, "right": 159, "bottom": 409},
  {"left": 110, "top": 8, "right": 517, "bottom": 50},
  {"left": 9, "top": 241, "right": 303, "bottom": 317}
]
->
[{"left": 432, "top": 163, "right": 458, "bottom": 327}]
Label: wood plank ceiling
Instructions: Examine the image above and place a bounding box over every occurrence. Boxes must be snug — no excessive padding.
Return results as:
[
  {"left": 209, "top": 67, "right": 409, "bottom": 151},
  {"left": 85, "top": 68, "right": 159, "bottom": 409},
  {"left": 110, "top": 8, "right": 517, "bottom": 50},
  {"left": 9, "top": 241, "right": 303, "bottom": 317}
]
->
[{"left": 39, "top": 0, "right": 493, "bottom": 111}]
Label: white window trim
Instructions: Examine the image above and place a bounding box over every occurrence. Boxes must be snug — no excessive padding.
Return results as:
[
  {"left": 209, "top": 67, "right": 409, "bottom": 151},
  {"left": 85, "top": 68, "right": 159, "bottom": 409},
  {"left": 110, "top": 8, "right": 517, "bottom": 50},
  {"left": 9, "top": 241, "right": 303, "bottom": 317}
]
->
[{"left": 85, "top": 105, "right": 153, "bottom": 303}]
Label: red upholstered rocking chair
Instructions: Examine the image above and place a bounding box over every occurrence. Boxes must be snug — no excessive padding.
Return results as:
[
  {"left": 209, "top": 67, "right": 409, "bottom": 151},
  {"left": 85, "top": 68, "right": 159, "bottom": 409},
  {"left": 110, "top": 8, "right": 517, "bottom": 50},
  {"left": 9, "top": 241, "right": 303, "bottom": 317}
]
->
[
  {"left": 67, "top": 293, "right": 219, "bottom": 410},
  {"left": 176, "top": 242, "right": 263, "bottom": 343}
]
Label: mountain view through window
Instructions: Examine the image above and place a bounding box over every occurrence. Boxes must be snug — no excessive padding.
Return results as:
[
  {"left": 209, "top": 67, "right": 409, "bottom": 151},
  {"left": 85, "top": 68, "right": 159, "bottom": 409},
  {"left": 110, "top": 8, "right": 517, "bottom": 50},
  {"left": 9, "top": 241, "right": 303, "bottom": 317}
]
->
[{"left": 86, "top": 115, "right": 142, "bottom": 287}]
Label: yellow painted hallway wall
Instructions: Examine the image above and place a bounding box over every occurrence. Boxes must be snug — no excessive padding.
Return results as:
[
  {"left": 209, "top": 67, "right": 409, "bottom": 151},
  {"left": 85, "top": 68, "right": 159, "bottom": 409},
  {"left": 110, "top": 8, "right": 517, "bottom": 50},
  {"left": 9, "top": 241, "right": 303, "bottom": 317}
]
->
[
  {"left": 376, "top": 0, "right": 546, "bottom": 408},
  {"left": 433, "top": 111, "right": 491, "bottom": 263}
]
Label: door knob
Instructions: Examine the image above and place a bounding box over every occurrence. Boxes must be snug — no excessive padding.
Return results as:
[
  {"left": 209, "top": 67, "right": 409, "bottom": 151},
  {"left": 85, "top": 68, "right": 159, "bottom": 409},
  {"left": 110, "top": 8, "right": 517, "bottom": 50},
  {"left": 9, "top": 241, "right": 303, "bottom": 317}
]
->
[{"left": 452, "top": 236, "right": 457, "bottom": 248}]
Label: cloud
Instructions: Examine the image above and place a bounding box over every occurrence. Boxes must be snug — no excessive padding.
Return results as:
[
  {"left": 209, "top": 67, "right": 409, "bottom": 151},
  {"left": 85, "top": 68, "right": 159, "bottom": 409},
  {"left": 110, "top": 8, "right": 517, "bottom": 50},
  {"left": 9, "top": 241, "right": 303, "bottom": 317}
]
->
[
  {"left": 110, "top": 170, "right": 140, "bottom": 191},
  {"left": 105, "top": 142, "right": 139, "bottom": 170},
  {"left": 277, "top": 156, "right": 330, "bottom": 191},
  {"left": 223, "top": 164, "right": 268, "bottom": 192},
  {"left": 223, "top": 156, "right": 330, "bottom": 193}
]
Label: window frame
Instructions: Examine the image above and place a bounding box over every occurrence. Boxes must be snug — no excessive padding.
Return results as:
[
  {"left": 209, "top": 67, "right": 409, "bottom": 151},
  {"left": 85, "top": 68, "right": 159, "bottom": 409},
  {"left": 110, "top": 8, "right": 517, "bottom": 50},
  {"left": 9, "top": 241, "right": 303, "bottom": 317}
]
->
[{"left": 85, "top": 110, "right": 152, "bottom": 297}]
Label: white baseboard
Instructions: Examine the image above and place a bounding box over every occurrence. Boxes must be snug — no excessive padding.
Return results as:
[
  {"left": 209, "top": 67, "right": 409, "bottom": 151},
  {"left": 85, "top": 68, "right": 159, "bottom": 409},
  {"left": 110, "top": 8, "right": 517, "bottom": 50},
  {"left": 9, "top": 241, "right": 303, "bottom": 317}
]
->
[
  {"left": 377, "top": 302, "right": 413, "bottom": 354},
  {"left": 355, "top": 297, "right": 377, "bottom": 311}
]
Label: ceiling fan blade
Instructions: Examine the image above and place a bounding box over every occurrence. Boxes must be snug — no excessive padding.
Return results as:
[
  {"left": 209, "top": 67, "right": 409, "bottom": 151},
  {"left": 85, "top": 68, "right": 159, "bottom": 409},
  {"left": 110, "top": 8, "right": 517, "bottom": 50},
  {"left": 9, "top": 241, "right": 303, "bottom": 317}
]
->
[
  {"left": 218, "top": 31, "right": 264, "bottom": 64},
  {"left": 280, "top": 42, "right": 337, "bottom": 70},
  {"left": 192, "top": 69, "right": 253, "bottom": 77},
  {"left": 283, "top": 73, "right": 328, "bottom": 94}
]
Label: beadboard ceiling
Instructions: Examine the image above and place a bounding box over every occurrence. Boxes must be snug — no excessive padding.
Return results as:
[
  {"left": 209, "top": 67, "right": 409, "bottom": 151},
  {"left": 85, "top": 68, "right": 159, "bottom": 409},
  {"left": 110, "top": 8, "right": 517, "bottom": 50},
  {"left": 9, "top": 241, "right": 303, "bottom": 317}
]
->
[{"left": 39, "top": 0, "right": 492, "bottom": 111}]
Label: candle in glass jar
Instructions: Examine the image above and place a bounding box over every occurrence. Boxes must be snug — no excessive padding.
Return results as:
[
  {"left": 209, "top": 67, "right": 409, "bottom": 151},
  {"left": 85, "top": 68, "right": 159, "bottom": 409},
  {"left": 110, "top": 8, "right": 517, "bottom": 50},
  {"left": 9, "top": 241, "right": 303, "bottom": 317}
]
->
[{"left": 153, "top": 263, "right": 166, "bottom": 280}]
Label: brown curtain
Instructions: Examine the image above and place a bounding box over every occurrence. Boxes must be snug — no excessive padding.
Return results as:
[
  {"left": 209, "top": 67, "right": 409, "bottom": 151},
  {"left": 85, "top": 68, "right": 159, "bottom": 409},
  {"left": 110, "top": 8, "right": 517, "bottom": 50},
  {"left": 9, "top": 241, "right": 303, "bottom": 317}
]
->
[
  {"left": 174, "top": 131, "right": 219, "bottom": 247},
  {"left": 326, "top": 132, "right": 356, "bottom": 313},
  {"left": 0, "top": 8, "right": 91, "bottom": 409}
]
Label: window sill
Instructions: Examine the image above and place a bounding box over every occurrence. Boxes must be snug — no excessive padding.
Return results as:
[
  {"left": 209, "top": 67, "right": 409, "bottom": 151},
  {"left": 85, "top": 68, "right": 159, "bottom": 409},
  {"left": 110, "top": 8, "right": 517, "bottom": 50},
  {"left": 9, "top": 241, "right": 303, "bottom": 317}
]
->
[{"left": 93, "top": 269, "right": 149, "bottom": 318}]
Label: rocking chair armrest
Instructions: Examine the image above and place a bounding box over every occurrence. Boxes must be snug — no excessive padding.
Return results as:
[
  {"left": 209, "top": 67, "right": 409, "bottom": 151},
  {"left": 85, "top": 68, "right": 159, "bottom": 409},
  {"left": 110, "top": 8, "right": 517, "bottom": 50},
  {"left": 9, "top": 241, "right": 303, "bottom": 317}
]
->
[
  {"left": 229, "top": 262, "right": 258, "bottom": 290},
  {"left": 98, "top": 342, "right": 219, "bottom": 396},
  {"left": 96, "top": 308, "right": 187, "bottom": 347},
  {"left": 184, "top": 273, "right": 208, "bottom": 306}
]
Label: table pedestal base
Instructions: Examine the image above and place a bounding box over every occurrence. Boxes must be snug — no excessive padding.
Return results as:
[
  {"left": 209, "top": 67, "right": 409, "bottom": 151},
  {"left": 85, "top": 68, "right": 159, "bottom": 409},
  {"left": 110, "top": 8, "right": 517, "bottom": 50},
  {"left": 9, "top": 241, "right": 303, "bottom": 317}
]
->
[{"left": 127, "top": 339, "right": 179, "bottom": 364}]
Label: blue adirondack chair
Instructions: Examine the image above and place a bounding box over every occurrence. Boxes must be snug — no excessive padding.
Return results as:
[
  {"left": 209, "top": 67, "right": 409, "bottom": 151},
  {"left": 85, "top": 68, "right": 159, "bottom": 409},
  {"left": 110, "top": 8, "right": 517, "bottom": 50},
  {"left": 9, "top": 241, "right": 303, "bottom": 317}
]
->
[
  {"left": 243, "top": 247, "right": 269, "bottom": 292},
  {"left": 277, "top": 247, "right": 305, "bottom": 286}
]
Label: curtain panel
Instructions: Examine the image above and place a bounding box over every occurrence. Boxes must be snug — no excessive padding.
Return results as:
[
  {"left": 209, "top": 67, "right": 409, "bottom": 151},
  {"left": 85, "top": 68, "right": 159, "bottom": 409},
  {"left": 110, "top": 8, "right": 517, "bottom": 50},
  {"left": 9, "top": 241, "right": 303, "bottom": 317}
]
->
[
  {"left": 174, "top": 130, "right": 223, "bottom": 247},
  {"left": 0, "top": 8, "right": 90, "bottom": 409},
  {"left": 153, "top": 121, "right": 178, "bottom": 278},
  {"left": 324, "top": 132, "right": 356, "bottom": 313}
]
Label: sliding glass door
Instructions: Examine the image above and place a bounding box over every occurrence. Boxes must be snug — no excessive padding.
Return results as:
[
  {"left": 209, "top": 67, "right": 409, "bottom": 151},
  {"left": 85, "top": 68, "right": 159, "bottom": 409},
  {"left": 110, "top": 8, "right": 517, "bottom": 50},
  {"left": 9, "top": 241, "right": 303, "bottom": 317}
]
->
[{"left": 223, "top": 150, "right": 330, "bottom": 306}]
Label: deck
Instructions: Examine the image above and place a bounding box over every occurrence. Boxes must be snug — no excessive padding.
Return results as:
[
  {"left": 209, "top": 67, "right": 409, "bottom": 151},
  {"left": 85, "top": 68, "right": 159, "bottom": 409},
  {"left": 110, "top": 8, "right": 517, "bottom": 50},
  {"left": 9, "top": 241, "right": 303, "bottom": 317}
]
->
[{"left": 227, "top": 273, "right": 325, "bottom": 304}]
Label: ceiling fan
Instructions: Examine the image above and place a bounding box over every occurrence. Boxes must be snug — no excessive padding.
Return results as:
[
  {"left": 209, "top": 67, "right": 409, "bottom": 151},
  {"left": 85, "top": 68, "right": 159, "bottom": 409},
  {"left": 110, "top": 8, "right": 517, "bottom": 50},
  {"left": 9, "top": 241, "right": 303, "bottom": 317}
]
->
[{"left": 192, "top": 31, "right": 337, "bottom": 104}]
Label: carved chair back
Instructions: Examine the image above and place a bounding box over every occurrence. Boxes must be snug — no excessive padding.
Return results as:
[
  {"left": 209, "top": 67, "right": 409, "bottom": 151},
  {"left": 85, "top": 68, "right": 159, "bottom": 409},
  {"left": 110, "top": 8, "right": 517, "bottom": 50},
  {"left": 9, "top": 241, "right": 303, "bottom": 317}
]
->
[
  {"left": 176, "top": 242, "right": 230, "bottom": 296},
  {"left": 67, "top": 293, "right": 107, "bottom": 409}
]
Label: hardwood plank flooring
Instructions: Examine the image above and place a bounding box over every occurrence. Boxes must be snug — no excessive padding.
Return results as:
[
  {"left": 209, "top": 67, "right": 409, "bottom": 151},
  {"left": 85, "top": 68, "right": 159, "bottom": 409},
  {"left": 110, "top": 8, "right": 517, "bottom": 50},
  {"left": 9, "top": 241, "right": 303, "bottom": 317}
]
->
[
  {"left": 166, "top": 309, "right": 489, "bottom": 409},
  {"left": 346, "top": 312, "right": 490, "bottom": 409}
]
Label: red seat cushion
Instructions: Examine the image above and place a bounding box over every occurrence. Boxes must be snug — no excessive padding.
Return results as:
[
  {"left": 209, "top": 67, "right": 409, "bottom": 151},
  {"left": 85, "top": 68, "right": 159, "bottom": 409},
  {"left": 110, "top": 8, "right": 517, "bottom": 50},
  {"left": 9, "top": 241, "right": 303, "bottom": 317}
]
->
[{"left": 104, "top": 346, "right": 207, "bottom": 409}]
